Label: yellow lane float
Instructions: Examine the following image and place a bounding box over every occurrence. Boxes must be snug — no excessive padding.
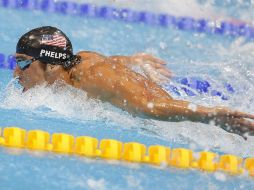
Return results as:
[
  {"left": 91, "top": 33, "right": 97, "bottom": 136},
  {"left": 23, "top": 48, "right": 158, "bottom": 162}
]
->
[{"left": 0, "top": 126, "right": 253, "bottom": 177}]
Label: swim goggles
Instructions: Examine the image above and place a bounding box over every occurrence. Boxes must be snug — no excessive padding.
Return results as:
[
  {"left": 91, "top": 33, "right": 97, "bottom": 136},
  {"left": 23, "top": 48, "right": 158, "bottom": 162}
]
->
[
  {"left": 16, "top": 57, "right": 37, "bottom": 70},
  {"left": 16, "top": 55, "right": 81, "bottom": 70}
]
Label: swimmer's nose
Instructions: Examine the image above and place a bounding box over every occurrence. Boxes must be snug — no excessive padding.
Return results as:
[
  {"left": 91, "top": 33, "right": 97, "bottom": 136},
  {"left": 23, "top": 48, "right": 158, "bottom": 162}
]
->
[{"left": 13, "top": 67, "right": 21, "bottom": 78}]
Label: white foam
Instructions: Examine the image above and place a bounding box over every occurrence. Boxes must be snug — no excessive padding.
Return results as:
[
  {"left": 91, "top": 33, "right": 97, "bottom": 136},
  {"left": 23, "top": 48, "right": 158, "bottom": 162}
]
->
[{"left": 0, "top": 80, "right": 142, "bottom": 128}]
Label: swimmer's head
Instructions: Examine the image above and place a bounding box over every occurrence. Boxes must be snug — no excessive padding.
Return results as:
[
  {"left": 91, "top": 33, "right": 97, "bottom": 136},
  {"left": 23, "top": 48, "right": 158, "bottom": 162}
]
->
[
  {"left": 15, "top": 26, "right": 77, "bottom": 91},
  {"left": 16, "top": 26, "right": 74, "bottom": 70}
]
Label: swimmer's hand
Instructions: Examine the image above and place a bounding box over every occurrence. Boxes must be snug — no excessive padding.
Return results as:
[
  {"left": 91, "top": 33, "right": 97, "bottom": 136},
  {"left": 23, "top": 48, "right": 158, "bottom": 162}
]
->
[
  {"left": 131, "top": 53, "right": 173, "bottom": 84},
  {"left": 212, "top": 107, "right": 254, "bottom": 139}
]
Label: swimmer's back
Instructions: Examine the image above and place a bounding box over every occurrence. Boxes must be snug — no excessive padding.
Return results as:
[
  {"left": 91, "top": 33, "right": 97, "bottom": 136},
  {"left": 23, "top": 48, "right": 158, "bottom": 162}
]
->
[{"left": 69, "top": 50, "right": 173, "bottom": 116}]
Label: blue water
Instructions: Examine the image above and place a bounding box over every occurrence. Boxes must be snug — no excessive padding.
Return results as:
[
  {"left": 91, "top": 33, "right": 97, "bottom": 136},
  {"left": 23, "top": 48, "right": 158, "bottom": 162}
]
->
[{"left": 1, "top": 2, "right": 254, "bottom": 190}]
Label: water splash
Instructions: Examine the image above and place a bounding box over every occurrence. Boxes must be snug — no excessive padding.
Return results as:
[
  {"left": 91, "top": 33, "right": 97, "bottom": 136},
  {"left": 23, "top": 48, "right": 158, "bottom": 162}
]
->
[{"left": 0, "top": 80, "right": 143, "bottom": 129}]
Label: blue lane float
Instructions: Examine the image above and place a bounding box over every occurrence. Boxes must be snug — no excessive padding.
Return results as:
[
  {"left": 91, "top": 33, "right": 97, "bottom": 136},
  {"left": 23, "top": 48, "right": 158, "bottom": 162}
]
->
[
  {"left": 0, "top": 53, "right": 16, "bottom": 70},
  {"left": 163, "top": 77, "right": 234, "bottom": 100},
  {"left": 0, "top": 53, "right": 235, "bottom": 100},
  {"left": 0, "top": 0, "right": 254, "bottom": 40}
]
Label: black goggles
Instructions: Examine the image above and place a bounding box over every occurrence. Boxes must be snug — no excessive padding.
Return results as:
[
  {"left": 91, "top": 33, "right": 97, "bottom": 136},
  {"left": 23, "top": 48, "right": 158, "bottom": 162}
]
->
[{"left": 16, "top": 57, "right": 38, "bottom": 70}]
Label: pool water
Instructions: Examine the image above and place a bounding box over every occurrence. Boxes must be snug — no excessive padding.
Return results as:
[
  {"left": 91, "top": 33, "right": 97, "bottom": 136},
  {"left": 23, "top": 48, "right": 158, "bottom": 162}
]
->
[{"left": 0, "top": 1, "right": 254, "bottom": 189}]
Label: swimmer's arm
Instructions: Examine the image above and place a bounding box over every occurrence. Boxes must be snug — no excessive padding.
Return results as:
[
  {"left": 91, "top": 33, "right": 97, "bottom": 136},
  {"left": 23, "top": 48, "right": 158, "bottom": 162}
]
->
[
  {"left": 153, "top": 99, "right": 254, "bottom": 136},
  {"left": 155, "top": 99, "right": 248, "bottom": 122},
  {"left": 108, "top": 53, "right": 173, "bottom": 82},
  {"left": 152, "top": 99, "right": 214, "bottom": 122},
  {"left": 108, "top": 53, "right": 167, "bottom": 67}
]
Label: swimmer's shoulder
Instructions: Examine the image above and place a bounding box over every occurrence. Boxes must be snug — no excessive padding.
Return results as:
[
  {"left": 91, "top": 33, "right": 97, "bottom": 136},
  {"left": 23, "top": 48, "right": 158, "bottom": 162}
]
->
[
  {"left": 77, "top": 51, "right": 106, "bottom": 61},
  {"left": 73, "top": 51, "right": 108, "bottom": 71},
  {"left": 70, "top": 51, "right": 107, "bottom": 75}
]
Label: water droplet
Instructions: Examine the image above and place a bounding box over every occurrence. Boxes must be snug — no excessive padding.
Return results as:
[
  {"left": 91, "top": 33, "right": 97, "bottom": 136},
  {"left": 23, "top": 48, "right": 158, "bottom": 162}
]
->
[
  {"left": 147, "top": 102, "right": 154, "bottom": 109},
  {"left": 188, "top": 103, "right": 197, "bottom": 112}
]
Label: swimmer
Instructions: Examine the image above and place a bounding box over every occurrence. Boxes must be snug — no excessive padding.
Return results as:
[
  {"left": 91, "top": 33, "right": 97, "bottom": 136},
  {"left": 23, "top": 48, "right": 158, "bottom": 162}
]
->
[{"left": 14, "top": 26, "right": 254, "bottom": 138}]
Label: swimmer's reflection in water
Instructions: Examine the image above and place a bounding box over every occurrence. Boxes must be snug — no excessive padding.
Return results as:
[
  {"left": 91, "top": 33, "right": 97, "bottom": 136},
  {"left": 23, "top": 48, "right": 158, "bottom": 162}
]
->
[{"left": 14, "top": 26, "right": 254, "bottom": 139}]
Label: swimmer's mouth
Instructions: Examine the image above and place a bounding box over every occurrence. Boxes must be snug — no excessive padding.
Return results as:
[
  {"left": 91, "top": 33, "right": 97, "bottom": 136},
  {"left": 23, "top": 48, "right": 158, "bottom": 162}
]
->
[
  {"left": 16, "top": 76, "right": 24, "bottom": 82},
  {"left": 14, "top": 76, "right": 20, "bottom": 82},
  {"left": 16, "top": 76, "right": 23, "bottom": 83}
]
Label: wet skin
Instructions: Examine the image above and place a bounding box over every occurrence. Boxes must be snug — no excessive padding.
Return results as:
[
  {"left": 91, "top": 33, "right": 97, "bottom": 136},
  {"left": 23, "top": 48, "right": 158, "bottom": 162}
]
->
[{"left": 14, "top": 52, "right": 254, "bottom": 138}]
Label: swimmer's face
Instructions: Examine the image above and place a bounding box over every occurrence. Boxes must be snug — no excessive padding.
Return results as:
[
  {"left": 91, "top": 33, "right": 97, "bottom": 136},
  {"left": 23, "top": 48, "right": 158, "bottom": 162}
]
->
[{"left": 14, "top": 53, "right": 46, "bottom": 91}]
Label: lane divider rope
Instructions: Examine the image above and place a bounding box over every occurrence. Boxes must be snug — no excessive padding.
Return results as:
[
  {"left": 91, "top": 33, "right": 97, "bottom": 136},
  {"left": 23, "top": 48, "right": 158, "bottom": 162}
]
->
[
  {"left": 0, "top": 0, "right": 254, "bottom": 39},
  {"left": 0, "top": 126, "right": 253, "bottom": 177}
]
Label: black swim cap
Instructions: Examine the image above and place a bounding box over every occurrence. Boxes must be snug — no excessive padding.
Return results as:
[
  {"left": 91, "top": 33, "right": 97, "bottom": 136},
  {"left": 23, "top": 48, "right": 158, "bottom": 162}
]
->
[{"left": 16, "top": 26, "right": 74, "bottom": 66}]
